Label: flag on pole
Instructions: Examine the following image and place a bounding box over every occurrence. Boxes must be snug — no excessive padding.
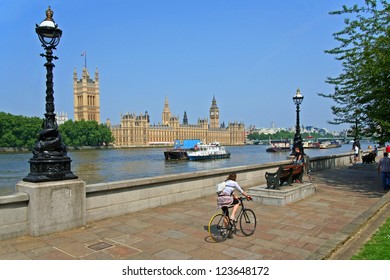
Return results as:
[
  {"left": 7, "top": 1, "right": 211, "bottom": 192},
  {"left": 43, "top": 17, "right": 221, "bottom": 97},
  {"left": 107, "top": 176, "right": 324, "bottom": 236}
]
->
[{"left": 81, "top": 51, "right": 86, "bottom": 56}]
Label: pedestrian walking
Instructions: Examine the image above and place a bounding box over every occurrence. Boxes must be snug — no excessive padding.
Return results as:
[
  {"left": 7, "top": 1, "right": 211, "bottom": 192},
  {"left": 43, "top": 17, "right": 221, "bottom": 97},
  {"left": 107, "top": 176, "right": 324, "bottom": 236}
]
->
[
  {"left": 353, "top": 143, "right": 360, "bottom": 163},
  {"left": 378, "top": 152, "right": 390, "bottom": 191}
]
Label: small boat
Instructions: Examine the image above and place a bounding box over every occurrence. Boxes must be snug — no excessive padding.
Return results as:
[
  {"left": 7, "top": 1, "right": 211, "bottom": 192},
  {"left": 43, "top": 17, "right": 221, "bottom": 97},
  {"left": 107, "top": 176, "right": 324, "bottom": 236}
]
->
[
  {"left": 266, "top": 140, "right": 291, "bottom": 152},
  {"left": 319, "top": 141, "right": 331, "bottom": 149},
  {"left": 319, "top": 140, "right": 342, "bottom": 149},
  {"left": 329, "top": 140, "right": 342, "bottom": 148},
  {"left": 302, "top": 140, "right": 320, "bottom": 149},
  {"left": 187, "top": 142, "right": 231, "bottom": 161},
  {"left": 164, "top": 139, "right": 200, "bottom": 160}
]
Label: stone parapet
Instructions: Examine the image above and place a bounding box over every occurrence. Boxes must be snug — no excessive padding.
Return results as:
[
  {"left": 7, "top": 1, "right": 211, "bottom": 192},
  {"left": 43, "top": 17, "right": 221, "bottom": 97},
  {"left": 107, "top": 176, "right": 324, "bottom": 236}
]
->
[
  {"left": 16, "top": 179, "right": 86, "bottom": 236},
  {"left": 0, "top": 193, "right": 29, "bottom": 240}
]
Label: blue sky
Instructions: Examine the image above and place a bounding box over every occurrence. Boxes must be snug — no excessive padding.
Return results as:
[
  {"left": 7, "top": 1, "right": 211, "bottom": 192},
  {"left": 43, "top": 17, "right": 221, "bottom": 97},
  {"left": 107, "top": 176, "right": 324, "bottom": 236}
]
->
[{"left": 0, "top": 0, "right": 362, "bottom": 131}]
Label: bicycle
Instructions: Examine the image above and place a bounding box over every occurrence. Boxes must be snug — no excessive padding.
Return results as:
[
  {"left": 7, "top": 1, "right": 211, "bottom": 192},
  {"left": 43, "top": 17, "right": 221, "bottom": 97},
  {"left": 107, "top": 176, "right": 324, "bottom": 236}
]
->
[{"left": 208, "top": 197, "right": 257, "bottom": 242}]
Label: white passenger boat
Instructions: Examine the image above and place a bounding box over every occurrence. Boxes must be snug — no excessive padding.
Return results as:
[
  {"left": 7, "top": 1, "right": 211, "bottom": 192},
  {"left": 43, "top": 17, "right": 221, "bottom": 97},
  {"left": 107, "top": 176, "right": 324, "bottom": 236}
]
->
[
  {"left": 266, "top": 140, "right": 291, "bottom": 152},
  {"left": 186, "top": 142, "right": 231, "bottom": 161},
  {"left": 163, "top": 139, "right": 200, "bottom": 160}
]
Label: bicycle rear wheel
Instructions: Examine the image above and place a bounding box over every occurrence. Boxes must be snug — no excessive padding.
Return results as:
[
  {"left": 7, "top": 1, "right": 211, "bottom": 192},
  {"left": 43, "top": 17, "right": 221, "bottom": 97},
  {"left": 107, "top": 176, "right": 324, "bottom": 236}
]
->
[
  {"left": 208, "top": 213, "right": 229, "bottom": 242},
  {"left": 239, "top": 209, "right": 256, "bottom": 236}
]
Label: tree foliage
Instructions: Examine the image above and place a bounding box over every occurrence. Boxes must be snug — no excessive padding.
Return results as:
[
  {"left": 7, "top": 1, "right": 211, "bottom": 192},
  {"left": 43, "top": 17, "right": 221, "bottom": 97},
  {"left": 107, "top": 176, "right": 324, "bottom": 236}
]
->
[
  {"left": 247, "top": 130, "right": 334, "bottom": 141},
  {"left": 59, "top": 120, "right": 114, "bottom": 146},
  {"left": 0, "top": 112, "right": 43, "bottom": 148},
  {"left": 0, "top": 112, "right": 114, "bottom": 148},
  {"left": 321, "top": 0, "right": 390, "bottom": 145}
]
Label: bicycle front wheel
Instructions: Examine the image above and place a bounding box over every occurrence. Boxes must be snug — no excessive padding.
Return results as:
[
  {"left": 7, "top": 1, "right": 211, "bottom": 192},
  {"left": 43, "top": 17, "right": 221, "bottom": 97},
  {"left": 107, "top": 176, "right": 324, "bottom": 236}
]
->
[
  {"left": 208, "top": 213, "right": 229, "bottom": 242},
  {"left": 239, "top": 209, "right": 257, "bottom": 236}
]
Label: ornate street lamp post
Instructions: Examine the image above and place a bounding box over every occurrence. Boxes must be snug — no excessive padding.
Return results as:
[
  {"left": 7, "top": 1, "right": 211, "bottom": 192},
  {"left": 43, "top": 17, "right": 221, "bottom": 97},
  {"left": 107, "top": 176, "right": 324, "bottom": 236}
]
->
[
  {"left": 23, "top": 7, "right": 77, "bottom": 182},
  {"left": 292, "top": 88, "right": 304, "bottom": 156}
]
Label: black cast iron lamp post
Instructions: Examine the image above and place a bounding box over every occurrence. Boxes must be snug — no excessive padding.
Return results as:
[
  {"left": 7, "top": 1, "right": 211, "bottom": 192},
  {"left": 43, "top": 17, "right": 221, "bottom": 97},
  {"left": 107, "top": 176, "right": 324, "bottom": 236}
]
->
[
  {"left": 292, "top": 88, "right": 304, "bottom": 156},
  {"left": 23, "top": 7, "right": 77, "bottom": 182}
]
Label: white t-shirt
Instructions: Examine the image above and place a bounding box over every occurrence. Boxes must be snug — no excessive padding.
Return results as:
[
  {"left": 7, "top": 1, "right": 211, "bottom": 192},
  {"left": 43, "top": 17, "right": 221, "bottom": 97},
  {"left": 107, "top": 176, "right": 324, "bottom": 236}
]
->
[{"left": 223, "top": 180, "right": 244, "bottom": 195}]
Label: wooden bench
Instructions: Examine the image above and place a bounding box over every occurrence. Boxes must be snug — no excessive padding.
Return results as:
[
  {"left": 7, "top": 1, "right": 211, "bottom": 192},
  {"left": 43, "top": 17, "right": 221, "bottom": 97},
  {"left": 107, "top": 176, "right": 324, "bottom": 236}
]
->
[{"left": 265, "top": 163, "right": 306, "bottom": 190}]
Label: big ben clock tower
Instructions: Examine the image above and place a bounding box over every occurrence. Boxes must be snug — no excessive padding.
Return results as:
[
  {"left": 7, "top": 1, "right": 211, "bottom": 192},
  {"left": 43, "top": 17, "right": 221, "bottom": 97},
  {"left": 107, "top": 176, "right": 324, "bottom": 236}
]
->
[{"left": 209, "top": 95, "right": 219, "bottom": 129}]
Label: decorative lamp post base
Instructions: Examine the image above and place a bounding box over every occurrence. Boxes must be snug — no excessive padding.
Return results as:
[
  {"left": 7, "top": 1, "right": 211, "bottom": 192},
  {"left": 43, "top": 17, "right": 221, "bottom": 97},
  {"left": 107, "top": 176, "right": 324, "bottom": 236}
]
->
[{"left": 23, "top": 157, "right": 78, "bottom": 183}]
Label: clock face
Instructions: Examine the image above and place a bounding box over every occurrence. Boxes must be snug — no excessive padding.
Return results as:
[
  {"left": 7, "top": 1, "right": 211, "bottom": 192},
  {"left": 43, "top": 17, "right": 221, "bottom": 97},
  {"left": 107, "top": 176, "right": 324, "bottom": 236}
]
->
[{"left": 211, "top": 112, "right": 214, "bottom": 116}]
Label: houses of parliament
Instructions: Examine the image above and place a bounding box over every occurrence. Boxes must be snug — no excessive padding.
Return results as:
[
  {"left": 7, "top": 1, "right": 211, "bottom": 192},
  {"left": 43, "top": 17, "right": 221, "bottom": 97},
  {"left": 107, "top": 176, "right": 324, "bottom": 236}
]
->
[{"left": 73, "top": 67, "right": 245, "bottom": 147}]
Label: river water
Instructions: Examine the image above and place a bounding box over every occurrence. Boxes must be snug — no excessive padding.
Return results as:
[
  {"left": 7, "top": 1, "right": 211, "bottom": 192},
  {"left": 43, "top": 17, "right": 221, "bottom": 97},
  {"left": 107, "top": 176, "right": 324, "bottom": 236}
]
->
[{"left": 0, "top": 143, "right": 369, "bottom": 196}]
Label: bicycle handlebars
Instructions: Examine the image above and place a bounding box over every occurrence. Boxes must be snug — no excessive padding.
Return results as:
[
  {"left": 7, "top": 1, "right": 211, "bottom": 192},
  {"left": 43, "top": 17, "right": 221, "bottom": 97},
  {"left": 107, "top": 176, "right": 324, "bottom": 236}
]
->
[{"left": 238, "top": 196, "right": 252, "bottom": 202}]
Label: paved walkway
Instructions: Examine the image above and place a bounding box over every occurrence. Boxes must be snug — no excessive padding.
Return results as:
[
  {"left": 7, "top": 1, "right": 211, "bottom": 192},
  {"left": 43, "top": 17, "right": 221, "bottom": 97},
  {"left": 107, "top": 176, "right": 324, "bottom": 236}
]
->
[{"left": 0, "top": 164, "right": 389, "bottom": 260}]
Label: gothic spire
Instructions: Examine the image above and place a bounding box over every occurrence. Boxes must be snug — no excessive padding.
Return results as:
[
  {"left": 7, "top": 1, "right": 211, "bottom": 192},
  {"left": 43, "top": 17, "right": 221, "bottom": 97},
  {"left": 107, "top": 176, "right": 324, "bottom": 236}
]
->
[
  {"left": 183, "top": 110, "right": 188, "bottom": 125},
  {"left": 210, "top": 95, "right": 218, "bottom": 109}
]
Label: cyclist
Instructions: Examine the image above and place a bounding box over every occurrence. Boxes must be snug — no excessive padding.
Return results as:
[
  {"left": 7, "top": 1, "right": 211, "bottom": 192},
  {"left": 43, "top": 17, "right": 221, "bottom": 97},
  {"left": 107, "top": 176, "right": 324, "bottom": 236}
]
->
[{"left": 217, "top": 172, "right": 251, "bottom": 222}]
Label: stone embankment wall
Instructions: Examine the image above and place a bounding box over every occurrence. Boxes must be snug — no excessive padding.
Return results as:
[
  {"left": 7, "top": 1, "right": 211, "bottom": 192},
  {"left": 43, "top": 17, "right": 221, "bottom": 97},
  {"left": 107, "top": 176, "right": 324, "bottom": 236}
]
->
[{"left": 0, "top": 150, "right": 359, "bottom": 240}]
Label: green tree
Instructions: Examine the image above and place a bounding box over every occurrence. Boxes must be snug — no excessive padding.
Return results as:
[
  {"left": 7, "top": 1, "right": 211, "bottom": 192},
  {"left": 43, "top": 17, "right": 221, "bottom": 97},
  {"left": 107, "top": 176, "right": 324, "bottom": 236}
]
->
[
  {"left": 0, "top": 112, "right": 42, "bottom": 148},
  {"left": 0, "top": 112, "right": 115, "bottom": 148},
  {"left": 321, "top": 0, "right": 390, "bottom": 145},
  {"left": 59, "top": 120, "right": 114, "bottom": 146},
  {"left": 247, "top": 130, "right": 334, "bottom": 141},
  {"left": 247, "top": 132, "right": 261, "bottom": 140}
]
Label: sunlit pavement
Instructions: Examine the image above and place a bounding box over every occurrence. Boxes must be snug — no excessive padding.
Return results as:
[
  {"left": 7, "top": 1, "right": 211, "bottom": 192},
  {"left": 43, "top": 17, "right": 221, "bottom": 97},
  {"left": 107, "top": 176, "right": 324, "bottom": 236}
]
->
[{"left": 0, "top": 164, "right": 389, "bottom": 260}]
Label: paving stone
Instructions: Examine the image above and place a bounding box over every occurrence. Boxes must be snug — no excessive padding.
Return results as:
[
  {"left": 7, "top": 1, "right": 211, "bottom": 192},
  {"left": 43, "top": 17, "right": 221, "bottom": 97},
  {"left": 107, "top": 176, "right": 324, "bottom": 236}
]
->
[
  {"left": 0, "top": 251, "right": 31, "bottom": 260},
  {"left": 222, "top": 247, "right": 263, "bottom": 259},
  {"left": 54, "top": 241, "right": 95, "bottom": 258},
  {"left": 68, "top": 231, "right": 101, "bottom": 243},
  {"left": 160, "top": 230, "right": 188, "bottom": 239},
  {"left": 81, "top": 251, "right": 116, "bottom": 260},
  {"left": 282, "top": 245, "right": 311, "bottom": 259},
  {"left": 107, "top": 234, "right": 144, "bottom": 246},
  {"left": 23, "top": 245, "right": 58, "bottom": 259},
  {"left": 105, "top": 244, "right": 141, "bottom": 259},
  {"left": 34, "top": 249, "right": 76, "bottom": 260},
  {"left": 0, "top": 244, "right": 16, "bottom": 255},
  {"left": 154, "top": 248, "right": 192, "bottom": 260}
]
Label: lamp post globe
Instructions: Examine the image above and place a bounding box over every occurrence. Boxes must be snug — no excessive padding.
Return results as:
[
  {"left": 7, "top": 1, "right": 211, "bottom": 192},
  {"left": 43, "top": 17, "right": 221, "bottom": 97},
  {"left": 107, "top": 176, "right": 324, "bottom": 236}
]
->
[
  {"left": 35, "top": 7, "right": 62, "bottom": 49},
  {"left": 23, "top": 7, "right": 77, "bottom": 182},
  {"left": 292, "top": 88, "right": 304, "bottom": 156}
]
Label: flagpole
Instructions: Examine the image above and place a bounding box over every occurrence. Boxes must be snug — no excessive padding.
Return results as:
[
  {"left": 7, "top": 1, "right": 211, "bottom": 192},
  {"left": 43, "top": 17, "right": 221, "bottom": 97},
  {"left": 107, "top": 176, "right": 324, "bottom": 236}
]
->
[{"left": 81, "top": 51, "right": 87, "bottom": 69}]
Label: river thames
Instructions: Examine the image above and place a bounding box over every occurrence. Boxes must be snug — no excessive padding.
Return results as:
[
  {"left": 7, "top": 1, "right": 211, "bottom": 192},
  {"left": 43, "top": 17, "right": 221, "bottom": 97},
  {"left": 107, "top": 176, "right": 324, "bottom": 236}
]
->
[{"left": 0, "top": 143, "right": 369, "bottom": 196}]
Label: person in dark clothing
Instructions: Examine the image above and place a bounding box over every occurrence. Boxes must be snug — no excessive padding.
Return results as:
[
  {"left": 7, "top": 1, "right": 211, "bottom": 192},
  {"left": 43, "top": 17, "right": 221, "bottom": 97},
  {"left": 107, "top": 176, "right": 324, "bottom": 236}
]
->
[{"left": 293, "top": 147, "right": 304, "bottom": 164}]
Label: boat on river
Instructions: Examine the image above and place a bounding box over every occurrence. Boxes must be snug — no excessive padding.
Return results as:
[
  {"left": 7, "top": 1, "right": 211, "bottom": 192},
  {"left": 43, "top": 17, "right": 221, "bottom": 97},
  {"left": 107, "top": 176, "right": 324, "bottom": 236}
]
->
[
  {"left": 266, "top": 140, "right": 291, "bottom": 152},
  {"left": 302, "top": 140, "right": 320, "bottom": 149},
  {"left": 319, "top": 140, "right": 342, "bottom": 149},
  {"left": 164, "top": 139, "right": 200, "bottom": 160},
  {"left": 186, "top": 142, "right": 231, "bottom": 160}
]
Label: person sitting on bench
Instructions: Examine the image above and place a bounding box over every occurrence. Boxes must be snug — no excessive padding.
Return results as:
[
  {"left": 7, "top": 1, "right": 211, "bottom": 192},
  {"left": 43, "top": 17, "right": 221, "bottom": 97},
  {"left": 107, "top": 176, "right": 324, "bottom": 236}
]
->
[{"left": 293, "top": 147, "right": 304, "bottom": 165}]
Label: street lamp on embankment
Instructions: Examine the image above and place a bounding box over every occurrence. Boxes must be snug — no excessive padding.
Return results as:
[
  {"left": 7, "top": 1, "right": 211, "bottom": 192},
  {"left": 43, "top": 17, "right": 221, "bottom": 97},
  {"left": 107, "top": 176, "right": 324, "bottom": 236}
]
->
[
  {"left": 17, "top": 7, "right": 84, "bottom": 237},
  {"left": 292, "top": 88, "right": 304, "bottom": 156},
  {"left": 23, "top": 6, "right": 77, "bottom": 182}
]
